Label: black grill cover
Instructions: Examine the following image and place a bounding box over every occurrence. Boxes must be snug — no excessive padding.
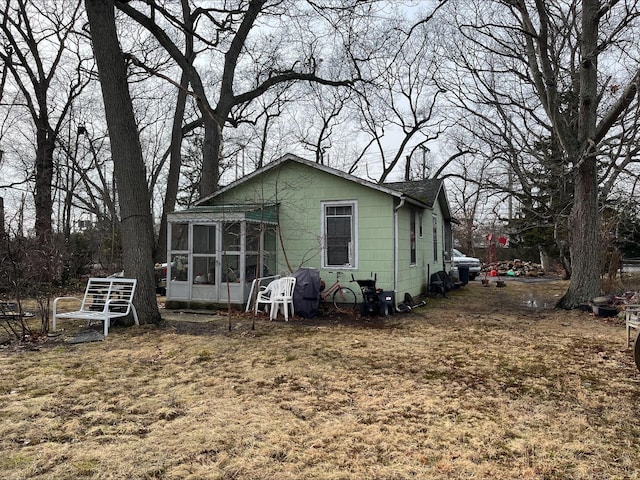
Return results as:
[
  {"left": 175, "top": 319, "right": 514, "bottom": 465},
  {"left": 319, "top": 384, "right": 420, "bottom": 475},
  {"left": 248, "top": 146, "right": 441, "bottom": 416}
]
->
[{"left": 292, "top": 268, "right": 321, "bottom": 318}]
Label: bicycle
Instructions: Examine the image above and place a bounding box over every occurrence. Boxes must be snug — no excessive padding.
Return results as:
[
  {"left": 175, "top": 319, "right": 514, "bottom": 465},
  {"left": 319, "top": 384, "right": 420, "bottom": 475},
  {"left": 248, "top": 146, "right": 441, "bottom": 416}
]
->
[{"left": 319, "top": 272, "right": 358, "bottom": 310}]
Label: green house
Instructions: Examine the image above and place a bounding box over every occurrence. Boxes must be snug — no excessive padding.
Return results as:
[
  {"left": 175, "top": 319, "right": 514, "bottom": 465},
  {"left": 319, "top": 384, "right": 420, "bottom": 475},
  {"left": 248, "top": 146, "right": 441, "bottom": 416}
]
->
[{"left": 166, "top": 153, "right": 455, "bottom": 308}]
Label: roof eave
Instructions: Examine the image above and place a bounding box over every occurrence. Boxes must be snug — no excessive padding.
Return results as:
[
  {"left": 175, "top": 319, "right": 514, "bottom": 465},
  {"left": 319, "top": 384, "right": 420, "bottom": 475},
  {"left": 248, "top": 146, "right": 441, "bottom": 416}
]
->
[{"left": 195, "top": 153, "right": 407, "bottom": 205}]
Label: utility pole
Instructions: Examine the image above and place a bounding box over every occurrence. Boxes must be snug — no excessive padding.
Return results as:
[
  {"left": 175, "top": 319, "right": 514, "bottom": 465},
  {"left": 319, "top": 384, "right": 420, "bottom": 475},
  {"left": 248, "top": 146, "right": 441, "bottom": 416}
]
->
[
  {"left": 404, "top": 155, "right": 410, "bottom": 181},
  {"left": 420, "top": 146, "right": 430, "bottom": 179}
]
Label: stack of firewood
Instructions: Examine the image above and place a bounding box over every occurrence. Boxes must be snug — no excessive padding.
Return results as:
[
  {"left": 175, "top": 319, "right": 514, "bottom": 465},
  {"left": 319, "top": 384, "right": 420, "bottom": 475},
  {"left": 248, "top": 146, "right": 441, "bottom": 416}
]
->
[{"left": 482, "top": 259, "right": 546, "bottom": 277}]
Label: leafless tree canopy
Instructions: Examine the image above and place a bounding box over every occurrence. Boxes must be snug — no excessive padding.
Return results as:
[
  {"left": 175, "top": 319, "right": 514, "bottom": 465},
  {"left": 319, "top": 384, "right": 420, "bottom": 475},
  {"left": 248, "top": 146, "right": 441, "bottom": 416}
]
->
[{"left": 3, "top": 0, "right": 640, "bottom": 308}]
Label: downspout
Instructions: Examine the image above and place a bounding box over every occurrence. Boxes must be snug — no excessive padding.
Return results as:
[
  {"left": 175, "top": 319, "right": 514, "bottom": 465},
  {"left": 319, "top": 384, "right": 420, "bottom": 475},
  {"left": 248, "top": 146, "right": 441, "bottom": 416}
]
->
[{"left": 394, "top": 196, "right": 406, "bottom": 305}]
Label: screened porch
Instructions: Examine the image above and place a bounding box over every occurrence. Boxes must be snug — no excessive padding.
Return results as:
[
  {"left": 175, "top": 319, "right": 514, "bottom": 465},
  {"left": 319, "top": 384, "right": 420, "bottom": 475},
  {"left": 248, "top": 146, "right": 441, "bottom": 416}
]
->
[{"left": 166, "top": 205, "right": 278, "bottom": 306}]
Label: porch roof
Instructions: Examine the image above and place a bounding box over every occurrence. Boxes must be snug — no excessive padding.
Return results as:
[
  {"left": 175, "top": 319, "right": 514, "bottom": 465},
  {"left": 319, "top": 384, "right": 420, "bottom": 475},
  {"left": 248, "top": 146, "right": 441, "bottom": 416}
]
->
[{"left": 167, "top": 204, "right": 278, "bottom": 223}]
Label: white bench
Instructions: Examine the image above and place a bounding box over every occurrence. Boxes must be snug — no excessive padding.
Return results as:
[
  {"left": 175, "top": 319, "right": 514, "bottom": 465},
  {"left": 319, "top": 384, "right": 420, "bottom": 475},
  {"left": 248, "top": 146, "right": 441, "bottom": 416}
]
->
[
  {"left": 53, "top": 277, "right": 139, "bottom": 337},
  {"left": 624, "top": 304, "right": 640, "bottom": 349}
]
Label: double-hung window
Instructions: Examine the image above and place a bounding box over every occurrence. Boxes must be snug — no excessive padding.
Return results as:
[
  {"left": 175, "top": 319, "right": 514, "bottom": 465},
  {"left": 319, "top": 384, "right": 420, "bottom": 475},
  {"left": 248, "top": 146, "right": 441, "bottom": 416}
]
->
[
  {"left": 410, "top": 209, "right": 417, "bottom": 265},
  {"left": 322, "top": 201, "right": 356, "bottom": 268},
  {"left": 432, "top": 214, "right": 438, "bottom": 262}
]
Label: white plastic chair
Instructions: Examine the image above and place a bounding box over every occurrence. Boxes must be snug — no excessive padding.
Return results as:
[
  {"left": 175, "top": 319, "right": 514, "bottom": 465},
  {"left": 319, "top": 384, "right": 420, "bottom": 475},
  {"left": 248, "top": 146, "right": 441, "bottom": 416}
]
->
[
  {"left": 624, "top": 304, "right": 640, "bottom": 348},
  {"left": 270, "top": 277, "right": 297, "bottom": 321},
  {"left": 254, "top": 279, "right": 279, "bottom": 317}
]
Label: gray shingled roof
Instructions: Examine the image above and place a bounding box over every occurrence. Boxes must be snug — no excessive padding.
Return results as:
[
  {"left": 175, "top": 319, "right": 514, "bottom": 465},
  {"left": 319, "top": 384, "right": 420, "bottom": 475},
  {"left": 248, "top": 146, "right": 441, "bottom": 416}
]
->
[{"left": 384, "top": 179, "right": 444, "bottom": 208}]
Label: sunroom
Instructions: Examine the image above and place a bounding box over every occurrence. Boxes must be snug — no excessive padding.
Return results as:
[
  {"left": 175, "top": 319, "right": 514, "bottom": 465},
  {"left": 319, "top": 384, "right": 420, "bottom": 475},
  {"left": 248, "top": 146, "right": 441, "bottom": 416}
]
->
[{"left": 165, "top": 204, "right": 278, "bottom": 307}]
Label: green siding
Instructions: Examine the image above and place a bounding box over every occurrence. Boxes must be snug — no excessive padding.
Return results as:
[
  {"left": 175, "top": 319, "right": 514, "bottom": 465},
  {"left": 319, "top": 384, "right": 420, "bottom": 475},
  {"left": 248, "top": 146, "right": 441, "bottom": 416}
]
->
[
  {"left": 207, "top": 162, "right": 397, "bottom": 291},
  {"left": 202, "top": 159, "right": 449, "bottom": 300}
]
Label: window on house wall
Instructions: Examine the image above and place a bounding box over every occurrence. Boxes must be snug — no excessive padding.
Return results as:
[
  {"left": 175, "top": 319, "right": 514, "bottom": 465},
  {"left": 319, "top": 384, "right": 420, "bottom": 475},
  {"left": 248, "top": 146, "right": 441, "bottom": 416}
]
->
[
  {"left": 443, "top": 223, "right": 451, "bottom": 261},
  {"left": 323, "top": 201, "right": 356, "bottom": 268},
  {"left": 432, "top": 214, "right": 438, "bottom": 262},
  {"left": 410, "top": 209, "right": 417, "bottom": 265},
  {"left": 418, "top": 211, "right": 424, "bottom": 238}
]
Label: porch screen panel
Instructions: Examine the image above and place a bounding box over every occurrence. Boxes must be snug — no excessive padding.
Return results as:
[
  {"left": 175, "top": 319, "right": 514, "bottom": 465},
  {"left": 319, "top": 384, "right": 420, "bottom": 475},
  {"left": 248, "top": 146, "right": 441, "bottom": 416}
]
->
[
  {"left": 246, "top": 223, "right": 260, "bottom": 252},
  {"left": 169, "top": 223, "right": 189, "bottom": 283},
  {"left": 264, "top": 226, "right": 277, "bottom": 275},
  {"left": 193, "top": 257, "right": 215, "bottom": 284},
  {"left": 171, "top": 254, "right": 189, "bottom": 281},
  {"left": 223, "top": 223, "right": 241, "bottom": 251},
  {"left": 245, "top": 223, "right": 277, "bottom": 279},
  {"left": 246, "top": 223, "right": 261, "bottom": 281},
  {"left": 171, "top": 223, "right": 189, "bottom": 251},
  {"left": 193, "top": 225, "right": 216, "bottom": 254},
  {"left": 325, "top": 205, "right": 352, "bottom": 267},
  {"left": 222, "top": 223, "right": 241, "bottom": 283},
  {"left": 221, "top": 255, "right": 240, "bottom": 283}
]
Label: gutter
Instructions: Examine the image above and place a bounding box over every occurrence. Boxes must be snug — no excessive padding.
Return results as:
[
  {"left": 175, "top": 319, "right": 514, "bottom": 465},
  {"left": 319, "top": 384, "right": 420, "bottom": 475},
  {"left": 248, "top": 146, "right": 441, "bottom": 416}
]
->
[{"left": 393, "top": 196, "right": 406, "bottom": 304}]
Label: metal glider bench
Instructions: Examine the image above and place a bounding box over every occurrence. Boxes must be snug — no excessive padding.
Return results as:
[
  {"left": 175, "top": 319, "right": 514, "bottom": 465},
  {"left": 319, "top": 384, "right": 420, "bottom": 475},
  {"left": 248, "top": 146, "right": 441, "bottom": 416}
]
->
[{"left": 53, "top": 277, "right": 139, "bottom": 337}]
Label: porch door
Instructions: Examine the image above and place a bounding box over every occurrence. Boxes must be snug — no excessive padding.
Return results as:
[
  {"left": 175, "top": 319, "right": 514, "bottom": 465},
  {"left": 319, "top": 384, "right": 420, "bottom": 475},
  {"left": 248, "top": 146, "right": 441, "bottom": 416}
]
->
[
  {"left": 219, "top": 222, "right": 244, "bottom": 304},
  {"left": 191, "top": 224, "right": 219, "bottom": 301},
  {"left": 167, "top": 222, "right": 190, "bottom": 300}
]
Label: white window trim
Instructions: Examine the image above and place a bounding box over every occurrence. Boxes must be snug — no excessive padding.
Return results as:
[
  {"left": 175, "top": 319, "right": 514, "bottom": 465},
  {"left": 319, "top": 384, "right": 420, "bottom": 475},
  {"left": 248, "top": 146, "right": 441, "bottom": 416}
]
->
[{"left": 321, "top": 200, "right": 358, "bottom": 269}]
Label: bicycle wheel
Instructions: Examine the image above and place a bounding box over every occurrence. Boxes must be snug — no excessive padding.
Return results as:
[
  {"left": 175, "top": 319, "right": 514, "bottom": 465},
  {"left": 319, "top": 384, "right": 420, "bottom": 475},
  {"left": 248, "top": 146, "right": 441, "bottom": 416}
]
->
[{"left": 332, "top": 286, "right": 358, "bottom": 310}]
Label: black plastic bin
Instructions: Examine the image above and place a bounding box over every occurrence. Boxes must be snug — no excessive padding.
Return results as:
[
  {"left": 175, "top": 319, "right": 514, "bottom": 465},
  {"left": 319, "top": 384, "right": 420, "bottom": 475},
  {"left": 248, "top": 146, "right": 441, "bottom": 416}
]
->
[
  {"left": 458, "top": 266, "right": 470, "bottom": 285},
  {"left": 378, "top": 291, "right": 395, "bottom": 316}
]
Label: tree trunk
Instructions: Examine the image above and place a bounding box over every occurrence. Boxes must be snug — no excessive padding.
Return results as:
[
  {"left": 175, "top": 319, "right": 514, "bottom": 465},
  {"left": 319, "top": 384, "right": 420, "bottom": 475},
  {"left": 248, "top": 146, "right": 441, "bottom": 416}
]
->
[
  {"left": 155, "top": 72, "right": 188, "bottom": 263},
  {"left": 199, "top": 113, "right": 222, "bottom": 198},
  {"left": 34, "top": 121, "right": 54, "bottom": 239},
  {"left": 154, "top": 0, "right": 193, "bottom": 262},
  {"left": 558, "top": 157, "right": 600, "bottom": 308},
  {"left": 0, "top": 197, "right": 5, "bottom": 236},
  {"left": 634, "top": 331, "right": 640, "bottom": 372},
  {"left": 557, "top": 0, "right": 601, "bottom": 308},
  {"left": 85, "top": 0, "right": 160, "bottom": 324}
]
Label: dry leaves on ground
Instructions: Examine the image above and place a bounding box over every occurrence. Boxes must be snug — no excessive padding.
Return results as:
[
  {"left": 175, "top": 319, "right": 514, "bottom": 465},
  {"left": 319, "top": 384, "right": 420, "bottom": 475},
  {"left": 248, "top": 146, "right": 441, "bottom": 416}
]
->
[{"left": 1, "top": 278, "right": 639, "bottom": 479}]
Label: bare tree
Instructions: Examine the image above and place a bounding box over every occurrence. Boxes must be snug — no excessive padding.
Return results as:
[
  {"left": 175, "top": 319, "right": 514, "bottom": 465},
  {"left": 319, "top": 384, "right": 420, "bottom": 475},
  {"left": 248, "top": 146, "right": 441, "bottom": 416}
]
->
[
  {"left": 114, "top": 0, "right": 368, "bottom": 198},
  {"left": 445, "top": 0, "right": 640, "bottom": 307},
  {"left": 150, "top": 0, "right": 195, "bottom": 263},
  {"left": 289, "top": 82, "right": 354, "bottom": 166},
  {"left": 347, "top": 13, "right": 450, "bottom": 183},
  {"left": 0, "top": 0, "right": 91, "bottom": 239},
  {"left": 247, "top": 88, "right": 295, "bottom": 170},
  {"left": 84, "top": 0, "right": 160, "bottom": 324}
]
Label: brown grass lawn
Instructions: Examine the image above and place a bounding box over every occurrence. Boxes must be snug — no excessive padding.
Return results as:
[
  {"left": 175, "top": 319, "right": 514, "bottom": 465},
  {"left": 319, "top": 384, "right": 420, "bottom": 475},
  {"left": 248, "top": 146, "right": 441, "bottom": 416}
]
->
[{"left": 1, "top": 278, "right": 639, "bottom": 479}]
